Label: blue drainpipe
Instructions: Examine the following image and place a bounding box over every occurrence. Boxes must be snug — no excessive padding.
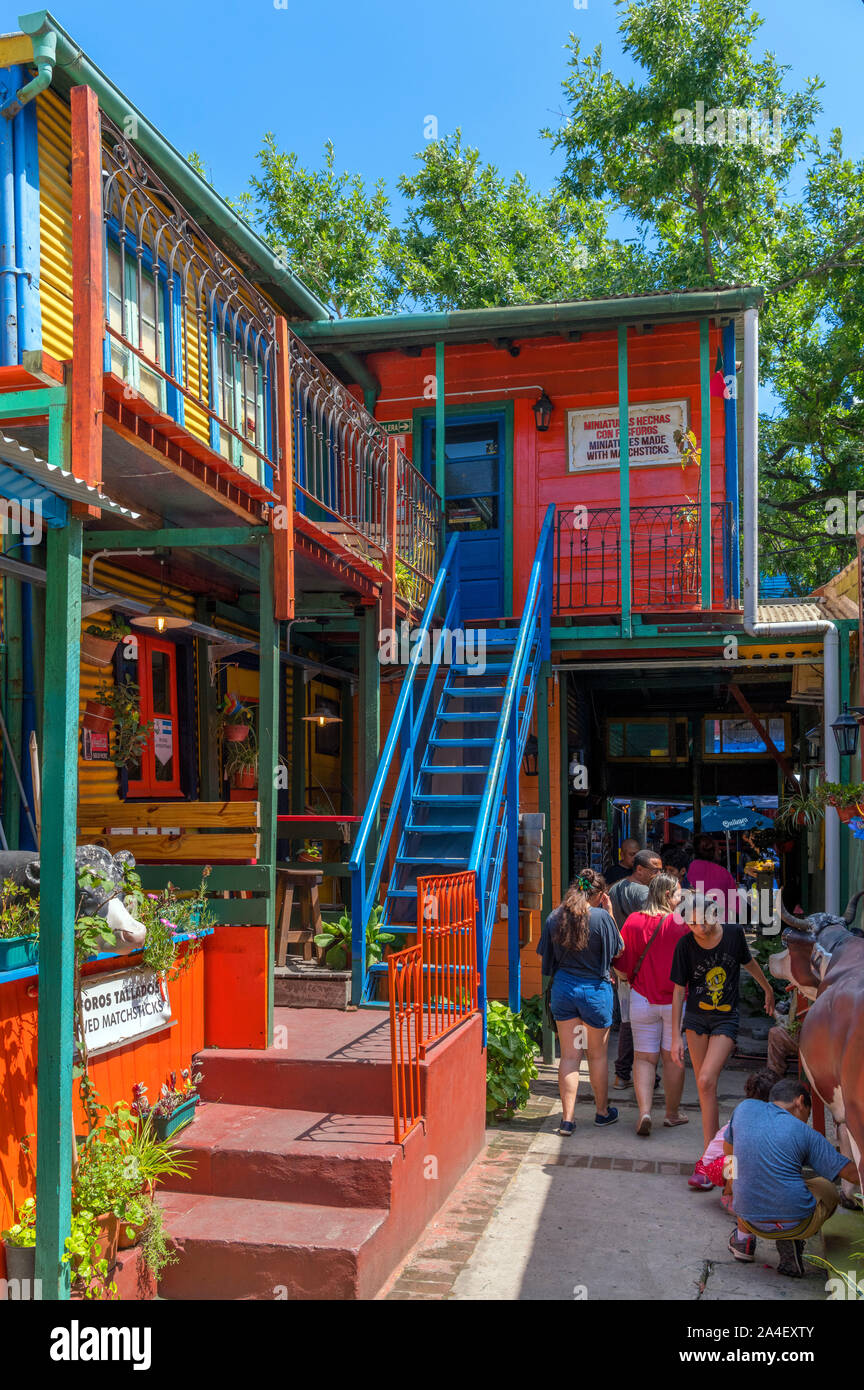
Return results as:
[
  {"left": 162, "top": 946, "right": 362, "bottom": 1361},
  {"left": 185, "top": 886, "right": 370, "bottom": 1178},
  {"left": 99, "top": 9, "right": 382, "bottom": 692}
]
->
[{"left": 0, "top": 68, "right": 19, "bottom": 365}]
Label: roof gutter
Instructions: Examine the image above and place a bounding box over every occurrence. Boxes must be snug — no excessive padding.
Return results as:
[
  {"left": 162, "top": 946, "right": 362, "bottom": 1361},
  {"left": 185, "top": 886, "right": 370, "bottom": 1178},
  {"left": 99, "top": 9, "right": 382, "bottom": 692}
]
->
[
  {"left": 0, "top": 21, "right": 54, "bottom": 118},
  {"left": 297, "top": 287, "right": 765, "bottom": 354},
  {"left": 740, "top": 305, "right": 840, "bottom": 912},
  {"left": 16, "top": 10, "right": 332, "bottom": 324}
]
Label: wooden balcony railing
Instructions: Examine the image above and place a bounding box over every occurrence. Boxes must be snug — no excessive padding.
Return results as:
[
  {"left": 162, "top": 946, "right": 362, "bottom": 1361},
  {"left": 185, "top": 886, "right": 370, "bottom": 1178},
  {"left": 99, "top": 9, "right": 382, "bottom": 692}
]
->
[{"left": 554, "top": 502, "right": 735, "bottom": 615}]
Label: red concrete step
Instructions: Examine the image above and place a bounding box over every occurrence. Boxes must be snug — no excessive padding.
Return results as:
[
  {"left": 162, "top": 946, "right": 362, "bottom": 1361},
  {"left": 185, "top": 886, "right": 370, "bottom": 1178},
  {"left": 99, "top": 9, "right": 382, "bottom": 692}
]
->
[
  {"left": 195, "top": 1008, "right": 395, "bottom": 1116},
  {"left": 155, "top": 1190, "right": 390, "bottom": 1300},
  {"left": 165, "top": 1102, "right": 404, "bottom": 1208}
]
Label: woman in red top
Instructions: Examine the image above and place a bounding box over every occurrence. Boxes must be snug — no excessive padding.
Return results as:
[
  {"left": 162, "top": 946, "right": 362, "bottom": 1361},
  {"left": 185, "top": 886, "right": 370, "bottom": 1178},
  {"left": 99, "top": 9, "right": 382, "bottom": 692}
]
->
[{"left": 614, "top": 872, "right": 689, "bottom": 1137}]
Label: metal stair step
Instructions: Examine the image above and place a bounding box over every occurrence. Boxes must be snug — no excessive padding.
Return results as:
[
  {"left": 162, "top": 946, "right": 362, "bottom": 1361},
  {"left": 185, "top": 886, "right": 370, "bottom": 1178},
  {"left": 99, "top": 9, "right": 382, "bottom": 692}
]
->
[
  {"left": 429, "top": 736, "right": 494, "bottom": 748},
  {"left": 412, "top": 793, "right": 482, "bottom": 804},
  {"left": 395, "top": 855, "right": 469, "bottom": 867},
  {"left": 420, "top": 764, "right": 489, "bottom": 775},
  {"left": 405, "top": 823, "right": 475, "bottom": 834},
  {"left": 436, "top": 711, "right": 500, "bottom": 722}
]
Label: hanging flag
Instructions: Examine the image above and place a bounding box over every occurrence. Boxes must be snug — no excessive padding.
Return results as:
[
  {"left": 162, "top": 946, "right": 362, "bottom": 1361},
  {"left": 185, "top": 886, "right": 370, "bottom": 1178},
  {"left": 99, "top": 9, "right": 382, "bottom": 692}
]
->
[{"left": 710, "top": 346, "right": 727, "bottom": 398}]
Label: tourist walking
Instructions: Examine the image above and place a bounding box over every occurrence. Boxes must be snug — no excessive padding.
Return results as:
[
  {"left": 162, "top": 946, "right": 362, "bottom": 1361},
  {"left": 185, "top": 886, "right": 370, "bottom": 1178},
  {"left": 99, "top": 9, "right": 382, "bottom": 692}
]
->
[
  {"left": 538, "top": 869, "right": 623, "bottom": 1136},
  {"left": 687, "top": 834, "right": 737, "bottom": 901},
  {"left": 608, "top": 849, "right": 662, "bottom": 1090},
  {"left": 606, "top": 837, "right": 641, "bottom": 885},
  {"left": 670, "top": 894, "right": 775, "bottom": 1161},
  {"left": 614, "top": 872, "right": 689, "bottom": 1136}
]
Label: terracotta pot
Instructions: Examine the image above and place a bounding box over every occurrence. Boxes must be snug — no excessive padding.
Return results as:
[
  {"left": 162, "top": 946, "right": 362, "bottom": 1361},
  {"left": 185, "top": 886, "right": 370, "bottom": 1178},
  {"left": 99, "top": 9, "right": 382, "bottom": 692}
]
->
[
  {"left": 81, "top": 633, "right": 119, "bottom": 667},
  {"left": 82, "top": 700, "right": 114, "bottom": 733},
  {"left": 835, "top": 802, "right": 864, "bottom": 824},
  {"left": 223, "top": 723, "right": 250, "bottom": 743},
  {"left": 230, "top": 765, "right": 257, "bottom": 789}
]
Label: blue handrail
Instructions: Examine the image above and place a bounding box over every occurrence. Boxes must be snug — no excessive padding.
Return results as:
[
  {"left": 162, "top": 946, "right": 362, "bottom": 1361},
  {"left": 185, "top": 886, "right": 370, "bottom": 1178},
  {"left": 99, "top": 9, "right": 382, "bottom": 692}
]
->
[
  {"left": 468, "top": 504, "right": 555, "bottom": 1001},
  {"left": 349, "top": 533, "right": 459, "bottom": 1001}
]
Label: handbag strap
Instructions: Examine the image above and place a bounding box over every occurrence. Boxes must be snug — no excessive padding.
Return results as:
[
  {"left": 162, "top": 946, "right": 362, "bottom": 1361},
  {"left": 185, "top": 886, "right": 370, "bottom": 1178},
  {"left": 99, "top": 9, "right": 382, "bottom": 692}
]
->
[{"left": 630, "top": 913, "right": 668, "bottom": 987}]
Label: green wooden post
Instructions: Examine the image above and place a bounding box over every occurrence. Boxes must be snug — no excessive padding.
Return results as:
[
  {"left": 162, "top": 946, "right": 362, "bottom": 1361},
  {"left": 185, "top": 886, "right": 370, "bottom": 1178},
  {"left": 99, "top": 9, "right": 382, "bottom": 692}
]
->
[
  {"left": 258, "top": 535, "right": 279, "bottom": 1045},
  {"left": 195, "top": 598, "right": 221, "bottom": 800},
  {"left": 700, "top": 318, "right": 712, "bottom": 609},
  {"left": 435, "top": 341, "right": 446, "bottom": 507},
  {"left": 3, "top": 547, "right": 23, "bottom": 848},
  {"left": 35, "top": 518, "right": 83, "bottom": 1300},
  {"left": 617, "top": 326, "right": 632, "bottom": 640},
  {"left": 538, "top": 665, "right": 555, "bottom": 1065}
]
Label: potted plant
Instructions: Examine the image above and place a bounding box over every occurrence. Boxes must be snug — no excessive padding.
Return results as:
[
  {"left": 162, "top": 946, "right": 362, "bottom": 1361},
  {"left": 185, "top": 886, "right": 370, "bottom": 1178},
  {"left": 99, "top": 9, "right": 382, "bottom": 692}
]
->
[
  {"left": 217, "top": 694, "right": 255, "bottom": 743},
  {"left": 82, "top": 680, "right": 116, "bottom": 734},
  {"left": 313, "top": 905, "right": 394, "bottom": 971},
  {"left": 224, "top": 730, "right": 258, "bottom": 789},
  {"left": 298, "top": 839, "right": 323, "bottom": 864},
  {"left": 107, "top": 679, "right": 153, "bottom": 769},
  {"left": 81, "top": 615, "right": 131, "bottom": 668},
  {"left": 818, "top": 781, "right": 864, "bottom": 824},
  {"left": 0, "top": 877, "right": 39, "bottom": 971},
  {"left": 775, "top": 789, "right": 824, "bottom": 831},
  {"left": 132, "top": 1067, "right": 202, "bottom": 1142},
  {"left": 63, "top": 1209, "right": 117, "bottom": 1301},
  {"left": 1, "top": 1195, "right": 37, "bottom": 1290}
]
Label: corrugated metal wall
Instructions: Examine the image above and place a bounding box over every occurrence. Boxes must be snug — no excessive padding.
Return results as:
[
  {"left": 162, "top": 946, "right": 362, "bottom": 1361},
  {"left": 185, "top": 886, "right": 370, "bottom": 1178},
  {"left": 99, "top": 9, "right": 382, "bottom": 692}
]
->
[{"left": 36, "top": 89, "right": 73, "bottom": 362}]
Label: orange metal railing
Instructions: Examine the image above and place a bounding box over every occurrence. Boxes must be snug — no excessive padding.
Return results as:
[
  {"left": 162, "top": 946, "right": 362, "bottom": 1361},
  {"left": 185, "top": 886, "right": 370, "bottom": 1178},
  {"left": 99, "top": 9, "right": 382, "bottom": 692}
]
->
[
  {"left": 387, "top": 871, "right": 480, "bottom": 1143},
  {"left": 388, "top": 945, "right": 423, "bottom": 1144},
  {"left": 417, "top": 871, "right": 479, "bottom": 1054}
]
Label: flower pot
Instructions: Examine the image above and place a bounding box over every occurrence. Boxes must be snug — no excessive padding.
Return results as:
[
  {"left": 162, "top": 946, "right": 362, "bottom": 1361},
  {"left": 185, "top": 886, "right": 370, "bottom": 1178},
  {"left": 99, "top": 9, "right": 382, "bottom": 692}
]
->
[
  {"left": 81, "top": 633, "right": 119, "bottom": 667},
  {"left": 230, "top": 766, "right": 257, "bottom": 789},
  {"left": 2, "top": 1242, "right": 36, "bottom": 1296},
  {"left": 82, "top": 699, "right": 114, "bottom": 733},
  {"left": 0, "top": 933, "right": 38, "bottom": 972},
  {"left": 152, "top": 1094, "right": 198, "bottom": 1141},
  {"left": 223, "top": 723, "right": 250, "bottom": 743},
  {"left": 832, "top": 800, "right": 864, "bottom": 824}
]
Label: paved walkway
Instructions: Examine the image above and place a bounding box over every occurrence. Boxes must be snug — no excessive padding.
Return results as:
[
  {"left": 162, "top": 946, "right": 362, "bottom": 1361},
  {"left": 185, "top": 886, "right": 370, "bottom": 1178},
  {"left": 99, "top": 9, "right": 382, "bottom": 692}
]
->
[{"left": 380, "top": 1054, "right": 862, "bottom": 1301}]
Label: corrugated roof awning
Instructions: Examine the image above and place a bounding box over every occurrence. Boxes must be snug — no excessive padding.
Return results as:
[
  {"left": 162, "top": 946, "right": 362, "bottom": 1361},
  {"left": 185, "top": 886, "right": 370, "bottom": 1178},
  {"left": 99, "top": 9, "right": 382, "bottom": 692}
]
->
[{"left": 0, "top": 431, "right": 141, "bottom": 523}]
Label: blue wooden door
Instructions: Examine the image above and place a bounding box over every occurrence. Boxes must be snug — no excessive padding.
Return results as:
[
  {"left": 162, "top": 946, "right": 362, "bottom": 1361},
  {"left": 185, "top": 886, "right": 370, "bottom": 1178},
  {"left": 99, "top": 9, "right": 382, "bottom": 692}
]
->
[{"left": 422, "top": 413, "right": 505, "bottom": 619}]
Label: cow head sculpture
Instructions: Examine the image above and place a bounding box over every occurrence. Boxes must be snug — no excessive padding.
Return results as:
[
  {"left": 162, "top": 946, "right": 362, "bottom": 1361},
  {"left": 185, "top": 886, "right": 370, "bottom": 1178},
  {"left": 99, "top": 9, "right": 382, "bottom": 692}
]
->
[
  {"left": 0, "top": 844, "right": 148, "bottom": 956},
  {"left": 769, "top": 890, "right": 864, "bottom": 999}
]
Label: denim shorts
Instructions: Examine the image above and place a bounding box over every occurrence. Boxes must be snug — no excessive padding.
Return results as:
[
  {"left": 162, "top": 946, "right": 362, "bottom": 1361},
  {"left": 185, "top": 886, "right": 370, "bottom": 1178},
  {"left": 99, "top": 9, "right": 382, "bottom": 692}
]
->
[
  {"left": 683, "top": 1012, "right": 739, "bottom": 1041},
  {"left": 550, "top": 976, "right": 614, "bottom": 1029}
]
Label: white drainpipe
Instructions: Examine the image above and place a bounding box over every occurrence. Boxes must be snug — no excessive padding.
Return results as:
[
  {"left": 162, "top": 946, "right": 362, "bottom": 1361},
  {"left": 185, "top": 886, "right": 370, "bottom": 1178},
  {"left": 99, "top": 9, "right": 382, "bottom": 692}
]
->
[{"left": 740, "top": 306, "right": 840, "bottom": 913}]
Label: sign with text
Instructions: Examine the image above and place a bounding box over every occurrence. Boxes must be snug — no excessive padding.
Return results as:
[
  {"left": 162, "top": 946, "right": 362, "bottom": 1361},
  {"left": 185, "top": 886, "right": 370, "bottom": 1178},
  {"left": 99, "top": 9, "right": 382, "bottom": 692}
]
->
[
  {"left": 380, "top": 419, "right": 413, "bottom": 436},
  {"left": 78, "top": 966, "right": 173, "bottom": 1058},
  {"left": 566, "top": 399, "right": 689, "bottom": 472}
]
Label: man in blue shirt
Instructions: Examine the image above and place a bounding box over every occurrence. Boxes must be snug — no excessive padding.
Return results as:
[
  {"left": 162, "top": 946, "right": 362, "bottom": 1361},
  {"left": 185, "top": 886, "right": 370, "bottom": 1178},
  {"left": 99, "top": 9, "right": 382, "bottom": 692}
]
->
[{"left": 723, "top": 1077, "right": 858, "bottom": 1277}]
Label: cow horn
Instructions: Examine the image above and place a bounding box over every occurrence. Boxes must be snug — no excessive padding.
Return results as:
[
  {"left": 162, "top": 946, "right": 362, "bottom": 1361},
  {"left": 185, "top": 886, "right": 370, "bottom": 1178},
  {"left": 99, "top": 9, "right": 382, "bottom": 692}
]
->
[
  {"left": 842, "top": 889, "right": 864, "bottom": 925},
  {"left": 777, "top": 891, "right": 812, "bottom": 930}
]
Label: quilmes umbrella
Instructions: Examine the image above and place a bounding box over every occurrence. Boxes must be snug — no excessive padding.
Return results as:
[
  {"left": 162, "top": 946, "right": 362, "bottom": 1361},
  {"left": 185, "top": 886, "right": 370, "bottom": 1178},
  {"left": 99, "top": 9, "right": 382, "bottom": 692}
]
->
[{"left": 668, "top": 805, "right": 774, "bottom": 833}]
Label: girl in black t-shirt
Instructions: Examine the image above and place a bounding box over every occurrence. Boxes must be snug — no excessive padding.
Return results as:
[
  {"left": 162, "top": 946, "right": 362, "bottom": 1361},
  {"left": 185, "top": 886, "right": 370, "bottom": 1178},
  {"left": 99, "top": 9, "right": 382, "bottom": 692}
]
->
[{"left": 670, "top": 895, "right": 774, "bottom": 1160}]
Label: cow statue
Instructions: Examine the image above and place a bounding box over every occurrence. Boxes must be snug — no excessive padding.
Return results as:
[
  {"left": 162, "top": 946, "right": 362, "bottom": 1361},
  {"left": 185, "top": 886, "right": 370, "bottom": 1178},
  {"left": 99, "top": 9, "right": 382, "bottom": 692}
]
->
[
  {"left": 769, "top": 890, "right": 864, "bottom": 1202},
  {"left": 0, "top": 844, "right": 147, "bottom": 955}
]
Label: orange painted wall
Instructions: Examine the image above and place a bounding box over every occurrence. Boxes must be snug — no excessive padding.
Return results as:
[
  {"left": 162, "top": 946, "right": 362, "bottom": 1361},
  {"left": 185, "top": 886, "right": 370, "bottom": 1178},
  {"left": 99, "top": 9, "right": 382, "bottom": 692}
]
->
[
  {"left": 363, "top": 321, "right": 729, "bottom": 614},
  {"left": 0, "top": 946, "right": 205, "bottom": 1247}
]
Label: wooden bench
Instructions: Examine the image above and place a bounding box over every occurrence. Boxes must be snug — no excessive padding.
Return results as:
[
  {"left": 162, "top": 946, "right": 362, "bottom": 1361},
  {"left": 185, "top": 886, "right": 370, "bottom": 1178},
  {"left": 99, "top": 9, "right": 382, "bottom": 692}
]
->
[{"left": 76, "top": 800, "right": 268, "bottom": 925}]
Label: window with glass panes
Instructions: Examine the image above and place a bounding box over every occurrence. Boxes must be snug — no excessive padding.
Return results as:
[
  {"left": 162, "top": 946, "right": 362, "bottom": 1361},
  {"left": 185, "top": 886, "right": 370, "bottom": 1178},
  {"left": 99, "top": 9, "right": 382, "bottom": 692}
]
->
[{"left": 106, "top": 240, "right": 168, "bottom": 413}]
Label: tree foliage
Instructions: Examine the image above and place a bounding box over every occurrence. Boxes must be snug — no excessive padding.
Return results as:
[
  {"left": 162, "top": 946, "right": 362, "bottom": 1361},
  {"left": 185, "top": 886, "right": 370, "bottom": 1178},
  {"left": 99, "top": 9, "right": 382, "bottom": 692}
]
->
[{"left": 210, "top": 0, "right": 864, "bottom": 590}]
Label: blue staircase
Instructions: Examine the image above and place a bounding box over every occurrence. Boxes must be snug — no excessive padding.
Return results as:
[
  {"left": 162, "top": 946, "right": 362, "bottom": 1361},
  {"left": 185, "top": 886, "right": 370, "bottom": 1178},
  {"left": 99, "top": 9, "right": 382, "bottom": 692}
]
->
[{"left": 349, "top": 505, "right": 554, "bottom": 1013}]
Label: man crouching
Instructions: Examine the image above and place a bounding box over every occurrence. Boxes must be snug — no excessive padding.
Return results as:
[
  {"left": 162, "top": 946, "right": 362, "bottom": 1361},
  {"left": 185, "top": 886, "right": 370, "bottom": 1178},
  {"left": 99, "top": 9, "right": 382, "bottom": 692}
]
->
[{"left": 723, "top": 1077, "right": 859, "bottom": 1277}]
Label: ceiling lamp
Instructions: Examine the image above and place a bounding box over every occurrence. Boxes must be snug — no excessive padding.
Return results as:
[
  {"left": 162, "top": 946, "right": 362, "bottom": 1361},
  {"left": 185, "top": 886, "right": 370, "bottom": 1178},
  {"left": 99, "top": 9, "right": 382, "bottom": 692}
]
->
[
  {"left": 302, "top": 712, "right": 343, "bottom": 728},
  {"left": 131, "top": 559, "right": 189, "bottom": 633}
]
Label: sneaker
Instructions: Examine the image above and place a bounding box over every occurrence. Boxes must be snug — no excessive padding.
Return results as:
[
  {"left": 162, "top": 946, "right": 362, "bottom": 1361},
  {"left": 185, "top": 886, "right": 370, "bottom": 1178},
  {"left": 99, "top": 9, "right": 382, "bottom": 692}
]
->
[
  {"left": 728, "top": 1229, "right": 756, "bottom": 1262},
  {"left": 777, "top": 1239, "right": 806, "bottom": 1278},
  {"left": 595, "top": 1106, "right": 619, "bottom": 1127},
  {"left": 636, "top": 1114, "right": 652, "bottom": 1137},
  {"left": 688, "top": 1161, "right": 714, "bottom": 1192},
  {"left": 557, "top": 1119, "right": 575, "bottom": 1137}
]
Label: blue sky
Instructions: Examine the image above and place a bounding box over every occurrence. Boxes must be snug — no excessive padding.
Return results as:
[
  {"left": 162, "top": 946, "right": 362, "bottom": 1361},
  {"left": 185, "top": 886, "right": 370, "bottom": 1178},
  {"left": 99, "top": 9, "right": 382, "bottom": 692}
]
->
[{"left": 40, "top": 0, "right": 864, "bottom": 214}]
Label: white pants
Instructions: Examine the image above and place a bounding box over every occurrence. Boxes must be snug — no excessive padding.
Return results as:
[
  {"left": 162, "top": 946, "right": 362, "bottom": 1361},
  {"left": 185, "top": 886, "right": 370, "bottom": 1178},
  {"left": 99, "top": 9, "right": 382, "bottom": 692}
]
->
[{"left": 629, "top": 988, "right": 675, "bottom": 1054}]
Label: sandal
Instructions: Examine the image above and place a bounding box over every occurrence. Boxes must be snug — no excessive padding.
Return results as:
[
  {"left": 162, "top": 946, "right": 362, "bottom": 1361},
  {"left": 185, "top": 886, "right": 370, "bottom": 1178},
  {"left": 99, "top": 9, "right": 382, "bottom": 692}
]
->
[
  {"left": 636, "top": 1114, "right": 652, "bottom": 1137},
  {"left": 663, "top": 1114, "right": 689, "bottom": 1127}
]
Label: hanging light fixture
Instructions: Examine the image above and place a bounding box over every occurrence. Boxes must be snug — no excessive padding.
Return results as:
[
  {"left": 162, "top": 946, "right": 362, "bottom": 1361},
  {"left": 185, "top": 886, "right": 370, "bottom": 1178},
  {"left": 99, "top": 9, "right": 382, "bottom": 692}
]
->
[
  {"left": 302, "top": 711, "right": 343, "bottom": 728},
  {"left": 830, "top": 703, "right": 861, "bottom": 758},
  {"left": 522, "top": 735, "right": 539, "bottom": 775},
  {"left": 131, "top": 558, "right": 189, "bottom": 633},
  {"left": 532, "top": 390, "right": 553, "bottom": 433}
]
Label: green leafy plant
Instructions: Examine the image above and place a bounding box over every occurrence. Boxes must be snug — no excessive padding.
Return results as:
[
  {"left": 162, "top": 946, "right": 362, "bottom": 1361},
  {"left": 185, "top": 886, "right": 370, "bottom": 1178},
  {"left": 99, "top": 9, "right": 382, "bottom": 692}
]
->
[
  {"left": 137, "top": 1198, "right": 178, "bottom": 1285},
  {"left": 313, "top": 904, "right": 394, "bottom": 971},
  {"left": 486, "top": 1001, "right": 538, "bottom": 1116},
  {"left": 1, "top": 1194, "right": 36, "bottom": 1248},
  {"left": 223, "top": 729, "right": 258, "bottom": 782},
  {"left": 520, "top": 994, "right": 544, "bottom": 1049},
  {"left": 775, "top": 790, "right": 824, "bottom": 831},
  {"left": 63, "top": 1209, "right": 117, "bottom": 1300},
  {"left": 817, "top": 781, "right": 864, "bottom": 812},
  {"left": 0, "top": 878, "right": 39, "bottom": 940},
  {"left": 136, "top": 867, "right": 211, "bottom": 979},
  {"left": 93, "top": 679, "right": 152, "bottom": 768},
  {"left": 85, "top": 616, "right": 131, "bottom": 642}
]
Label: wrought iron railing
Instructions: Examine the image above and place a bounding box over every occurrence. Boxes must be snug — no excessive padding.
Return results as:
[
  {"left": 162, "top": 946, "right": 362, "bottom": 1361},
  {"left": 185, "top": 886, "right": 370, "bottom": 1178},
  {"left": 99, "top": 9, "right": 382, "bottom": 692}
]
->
[
  {"left": 395, "top": 451, "right": 441, "bottom": 610},
  {"left": 101, "top": 116, "right": 278, "bottom": 486},
  {"left": 388, "top": 944, "right": 423, "bottom": 1143},
  {"left": 416, "top": 871, "right": 479, "bottom": 1053},
  {"left": 289, "top": 332, "right": 440, "bottom": 599},
  {"left": 554, "top": 502, "right": 734, "bottom": 613}
]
